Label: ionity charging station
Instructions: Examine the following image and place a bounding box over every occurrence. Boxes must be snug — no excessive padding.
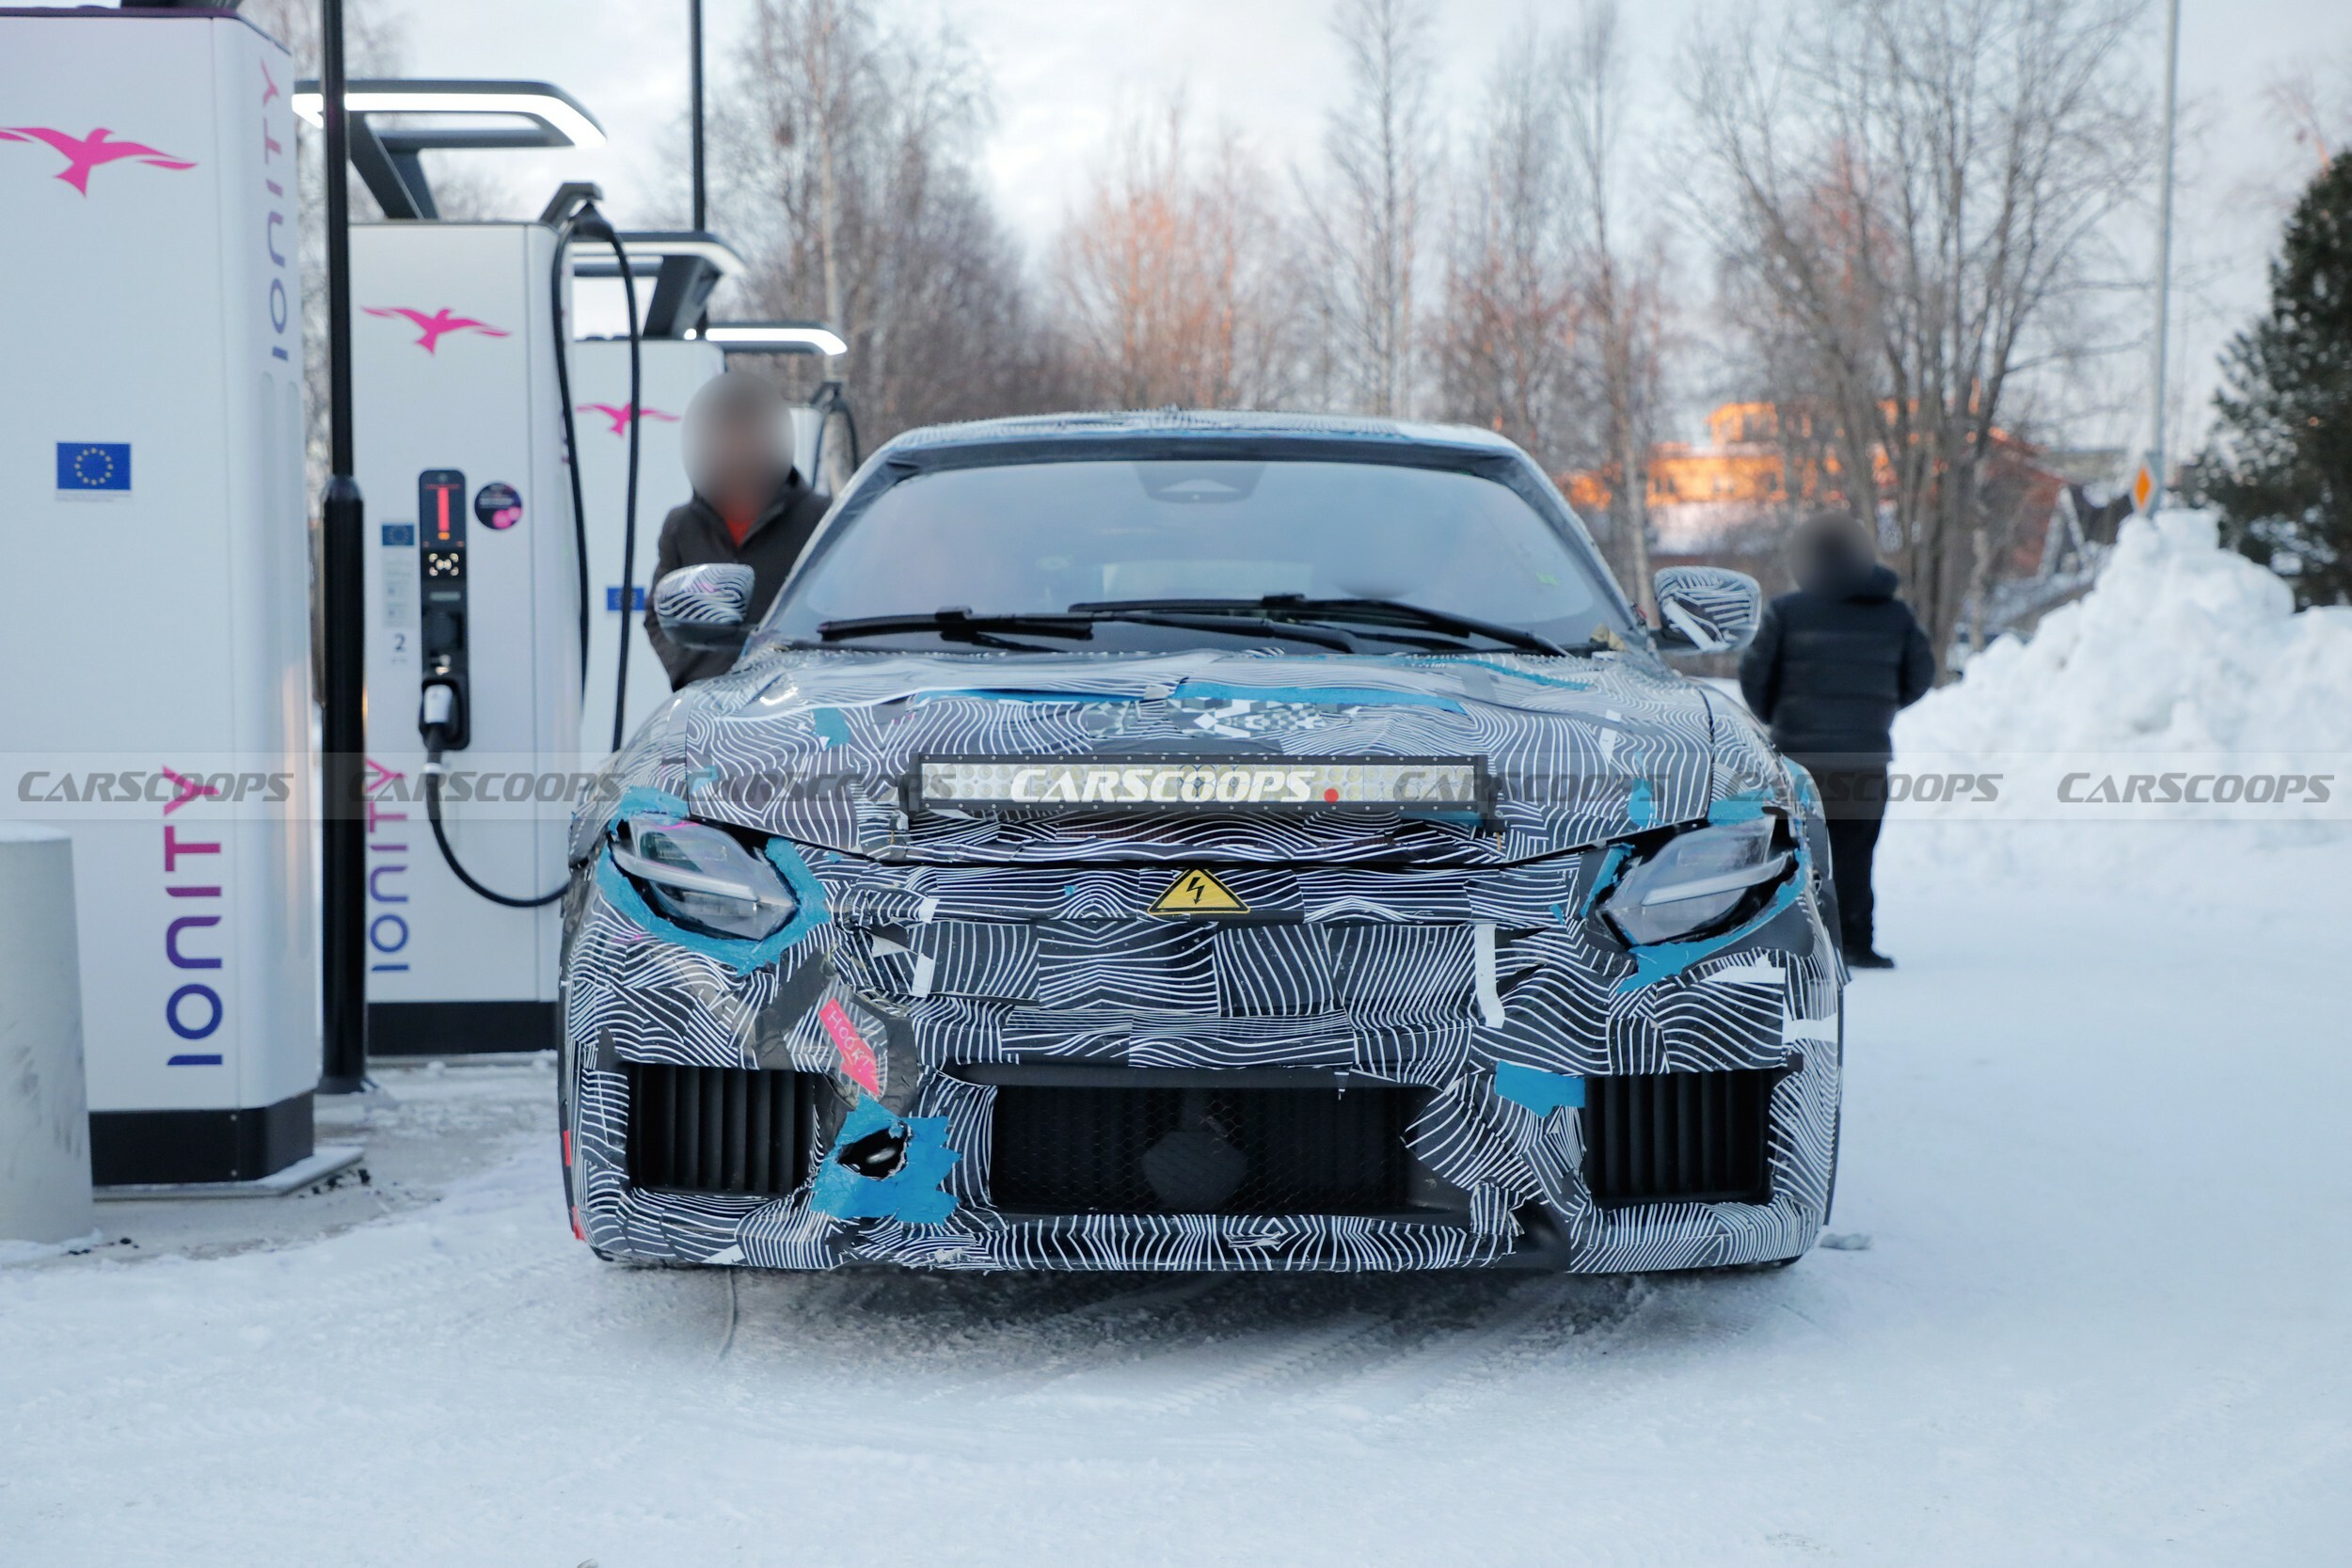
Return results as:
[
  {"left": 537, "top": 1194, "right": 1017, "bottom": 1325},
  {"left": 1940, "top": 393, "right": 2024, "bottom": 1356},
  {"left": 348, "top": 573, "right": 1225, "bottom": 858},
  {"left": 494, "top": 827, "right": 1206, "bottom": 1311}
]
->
[
  {"left": 0, "top": 4, "right": 325, "bottom": 1184},
  {"left": 303, "top": 78, "right": 617, "bottom": 1057}
]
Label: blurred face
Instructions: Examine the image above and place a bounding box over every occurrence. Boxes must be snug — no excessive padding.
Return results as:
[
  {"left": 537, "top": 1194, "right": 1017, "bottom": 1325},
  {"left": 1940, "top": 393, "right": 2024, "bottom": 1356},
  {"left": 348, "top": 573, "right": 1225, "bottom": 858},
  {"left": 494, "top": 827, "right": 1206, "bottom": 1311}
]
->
[{"left": 684, "top": 379, "right": 788, "bottom": 513}]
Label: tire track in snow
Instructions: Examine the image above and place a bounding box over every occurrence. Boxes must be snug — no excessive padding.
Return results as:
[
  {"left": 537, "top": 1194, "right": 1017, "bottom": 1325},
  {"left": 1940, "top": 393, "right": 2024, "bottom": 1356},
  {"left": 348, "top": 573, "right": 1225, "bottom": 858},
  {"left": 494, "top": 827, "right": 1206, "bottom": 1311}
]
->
[
  {"left": 1270, "top": 1278, "right": 1637, "bottom": 1419},
  {"left": 1006, "top": 1308, "right": 1391, "bottom": 1417},
  {"left": 866, "top": 1275, "right": 1236, "bottom": 1407}
]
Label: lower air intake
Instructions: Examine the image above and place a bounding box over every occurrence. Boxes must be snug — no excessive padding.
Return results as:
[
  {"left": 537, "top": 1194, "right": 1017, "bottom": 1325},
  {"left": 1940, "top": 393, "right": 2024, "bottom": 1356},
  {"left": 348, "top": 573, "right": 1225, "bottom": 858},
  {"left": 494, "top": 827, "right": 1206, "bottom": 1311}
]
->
[
  {"left": 625, "top": 1062, "right": 823, "bottom": 1198},
  {"left": 988, "top": 1080, "right": 1431, "bottom": 1215},
  {"left": 1582, "top": 1068, "right": 1779, "bottom": 1206}
]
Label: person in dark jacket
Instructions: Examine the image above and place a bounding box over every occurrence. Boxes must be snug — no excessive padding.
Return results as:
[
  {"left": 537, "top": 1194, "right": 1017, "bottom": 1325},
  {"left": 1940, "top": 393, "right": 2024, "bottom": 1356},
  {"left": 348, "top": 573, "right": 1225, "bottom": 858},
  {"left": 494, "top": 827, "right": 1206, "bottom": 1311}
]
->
[
  {"left": 643, "top": 371, "right": 831, "bottom": 689},
  {"left": 1738, "top": 516, "right": 1935, "bottom": 969}
]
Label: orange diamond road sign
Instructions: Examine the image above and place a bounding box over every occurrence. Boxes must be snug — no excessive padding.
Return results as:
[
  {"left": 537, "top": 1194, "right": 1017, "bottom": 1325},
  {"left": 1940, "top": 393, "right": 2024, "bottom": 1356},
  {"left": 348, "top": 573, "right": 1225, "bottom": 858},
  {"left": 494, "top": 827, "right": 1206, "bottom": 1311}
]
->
[
  {"left": 1148, "top": 867, "right": 1248, "bottom": 915},
  {"left": 2132, "top": 464, "right": 2155, "bottom": 513}
]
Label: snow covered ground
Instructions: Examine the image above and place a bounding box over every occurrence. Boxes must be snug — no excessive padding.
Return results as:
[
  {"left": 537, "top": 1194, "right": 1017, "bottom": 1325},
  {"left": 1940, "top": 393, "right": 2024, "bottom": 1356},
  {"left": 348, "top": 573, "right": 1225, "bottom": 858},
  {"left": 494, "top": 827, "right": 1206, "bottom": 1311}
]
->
[
  {"left": 7, "top": 517, "right": 2350, "bottom": 1565},
  {"left": 7, "top": 846, "right": 2347, "bottom": 1565}
]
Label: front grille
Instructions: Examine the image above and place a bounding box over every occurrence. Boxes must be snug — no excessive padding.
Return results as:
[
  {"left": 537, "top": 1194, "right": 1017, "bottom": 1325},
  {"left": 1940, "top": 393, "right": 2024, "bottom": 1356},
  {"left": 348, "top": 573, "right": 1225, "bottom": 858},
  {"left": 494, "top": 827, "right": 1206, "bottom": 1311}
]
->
[
  {"left": 988, "top": 1078, "right": 1431, "bottom": 1215},
  {"left": 625, "top": 1063, "right": 823, "bottom": 1197},
  {"left": 1582, "top": 1068, "right": 1779, "bottom": 1206}
]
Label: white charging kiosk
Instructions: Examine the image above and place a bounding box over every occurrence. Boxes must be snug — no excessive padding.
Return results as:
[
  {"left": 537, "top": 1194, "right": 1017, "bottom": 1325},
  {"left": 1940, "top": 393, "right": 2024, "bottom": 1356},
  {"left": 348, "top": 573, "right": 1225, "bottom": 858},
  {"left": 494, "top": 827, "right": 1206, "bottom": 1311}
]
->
[{"left": 0, "top": 5, "right": 319, "bottom": 1182}]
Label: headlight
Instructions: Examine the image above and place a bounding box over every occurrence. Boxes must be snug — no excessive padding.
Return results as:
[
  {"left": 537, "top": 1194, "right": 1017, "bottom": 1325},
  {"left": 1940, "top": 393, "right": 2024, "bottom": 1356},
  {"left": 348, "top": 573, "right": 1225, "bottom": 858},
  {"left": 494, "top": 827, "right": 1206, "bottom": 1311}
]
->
[
  {"left": 611, "top": 816, "right": 796, "bottom": 941},
  {"left": 1600, "top": 816, "right": 1789, "bottom": 946}
]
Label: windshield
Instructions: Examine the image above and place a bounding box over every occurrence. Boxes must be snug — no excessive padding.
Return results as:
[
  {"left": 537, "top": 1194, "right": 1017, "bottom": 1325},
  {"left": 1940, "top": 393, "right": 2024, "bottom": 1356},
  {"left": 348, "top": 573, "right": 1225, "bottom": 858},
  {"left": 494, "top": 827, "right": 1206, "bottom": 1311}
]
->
[{"left": 759, "top": 457, "right": 1629, "bottom": 654}]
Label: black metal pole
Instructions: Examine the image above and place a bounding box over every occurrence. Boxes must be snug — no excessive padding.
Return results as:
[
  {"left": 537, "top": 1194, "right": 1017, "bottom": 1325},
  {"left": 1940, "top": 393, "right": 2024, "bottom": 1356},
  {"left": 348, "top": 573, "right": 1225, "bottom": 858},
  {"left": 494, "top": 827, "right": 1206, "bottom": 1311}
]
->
[
  {"left": 319, "top": 0, "right": 369, "bottom": 1095},
  {"left": 689, "top": 0, "right": 707, "bottom": 231}
]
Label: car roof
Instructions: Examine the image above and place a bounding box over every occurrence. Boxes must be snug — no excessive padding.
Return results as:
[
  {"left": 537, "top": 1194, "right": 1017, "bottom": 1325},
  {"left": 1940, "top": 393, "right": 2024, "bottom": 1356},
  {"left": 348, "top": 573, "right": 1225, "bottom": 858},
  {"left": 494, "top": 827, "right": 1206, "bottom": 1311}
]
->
[{"left": 873, "top": 407, "right": 1533, "bottom": 463}]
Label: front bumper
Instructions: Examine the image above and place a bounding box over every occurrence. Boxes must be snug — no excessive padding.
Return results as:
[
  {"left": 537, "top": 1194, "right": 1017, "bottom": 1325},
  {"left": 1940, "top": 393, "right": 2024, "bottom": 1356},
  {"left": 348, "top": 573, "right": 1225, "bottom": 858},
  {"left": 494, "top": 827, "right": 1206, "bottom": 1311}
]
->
[{"left": 559, "top": 835, "right": 1844, "bottom": 1275}]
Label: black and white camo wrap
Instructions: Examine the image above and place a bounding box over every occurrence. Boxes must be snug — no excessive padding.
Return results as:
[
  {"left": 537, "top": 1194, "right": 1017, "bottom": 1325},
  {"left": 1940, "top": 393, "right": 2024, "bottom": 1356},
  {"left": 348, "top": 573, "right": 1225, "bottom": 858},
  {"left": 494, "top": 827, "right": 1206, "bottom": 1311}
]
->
[
  {"left": 650, "top": 562, "right": 757, "bottom": 627},
  {"left": 560, "top": 639, "right": 1844, "bottom": 1274},
  {"left": 1652, "top": 565, "right": 1765, "bottom": 654}
]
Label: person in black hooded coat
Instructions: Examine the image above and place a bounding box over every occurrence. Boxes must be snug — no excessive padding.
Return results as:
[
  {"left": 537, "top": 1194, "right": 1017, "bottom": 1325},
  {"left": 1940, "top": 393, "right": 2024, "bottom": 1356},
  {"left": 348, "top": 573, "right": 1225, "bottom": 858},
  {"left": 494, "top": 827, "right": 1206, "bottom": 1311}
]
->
[
  {"left": 1738, "top": 516, "right": 1935, "bottom": 967},
  {"left": 643, "top": 372, "right": 831, "bottom": 689}
]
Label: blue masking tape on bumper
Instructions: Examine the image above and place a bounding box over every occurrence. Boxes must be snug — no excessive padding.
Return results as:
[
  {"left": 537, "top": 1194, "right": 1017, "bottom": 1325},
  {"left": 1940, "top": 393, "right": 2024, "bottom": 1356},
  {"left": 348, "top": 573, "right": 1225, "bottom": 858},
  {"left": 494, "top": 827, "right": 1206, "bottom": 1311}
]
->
[
  {"left": 1495, "top": 1061, "right": 1585, "bottom": 1115},
  {"left": 808, "top": 1097, "right": 961, "bottom": 1223}
]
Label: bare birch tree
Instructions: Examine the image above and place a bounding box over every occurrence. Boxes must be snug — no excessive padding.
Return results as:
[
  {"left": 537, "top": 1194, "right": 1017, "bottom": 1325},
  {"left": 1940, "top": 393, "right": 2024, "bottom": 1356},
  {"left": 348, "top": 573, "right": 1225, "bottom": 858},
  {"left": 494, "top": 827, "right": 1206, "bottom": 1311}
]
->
[
  {"left": 1563, "top": 0, "right": 1668, "bottom": 614},
  {"left": 1432, "top": 23, "right": 1583, "bottom": 467},
  {"left": 708, "top": 0, "right": 1052, "bottom": 442},
  {"left": 1682, "top": 0, "right": 2150, "bottom": 672},
  {"left": 1055, "top": 103, "right": 1299, "bottom": 409},
  {"left": 1302, "top": 0, "right": 1437, "bottom": 417}
]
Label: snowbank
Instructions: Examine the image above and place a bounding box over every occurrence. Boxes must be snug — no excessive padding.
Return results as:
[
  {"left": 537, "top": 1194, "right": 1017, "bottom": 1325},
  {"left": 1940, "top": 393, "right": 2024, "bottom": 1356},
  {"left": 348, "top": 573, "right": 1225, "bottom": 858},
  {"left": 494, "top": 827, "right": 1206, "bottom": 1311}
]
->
[
  {"left": 1882, "top": 510, "right": 2352, "bottom": 886},
  {"left": 1897, "top": 510, "right": 2352, "bottom": 756}
]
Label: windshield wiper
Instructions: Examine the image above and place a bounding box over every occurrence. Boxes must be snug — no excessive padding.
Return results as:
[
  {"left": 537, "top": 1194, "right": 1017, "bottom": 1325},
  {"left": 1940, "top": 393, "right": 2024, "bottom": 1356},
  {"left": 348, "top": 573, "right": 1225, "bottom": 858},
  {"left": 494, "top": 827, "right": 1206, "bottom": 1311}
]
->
[
  {"left": 818, "top": 606, "right": 1355, "bottom": 652},
  {"left": 1088, "top": 610, "right": 1356, "bottom": 651},
  {"left": 1069, "top": 594, "right": 1571, "bottom": 657},
  {"left": 817, "top": 609, "right": 1092, "bottom": 652}
]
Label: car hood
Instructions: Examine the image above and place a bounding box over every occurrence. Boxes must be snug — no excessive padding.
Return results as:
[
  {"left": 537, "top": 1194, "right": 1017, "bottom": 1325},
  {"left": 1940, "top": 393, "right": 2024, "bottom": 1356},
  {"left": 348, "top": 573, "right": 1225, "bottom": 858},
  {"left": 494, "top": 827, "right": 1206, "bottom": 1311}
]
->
[{"left": 580, "top": 648, "right": 1776, "bottom": 868}]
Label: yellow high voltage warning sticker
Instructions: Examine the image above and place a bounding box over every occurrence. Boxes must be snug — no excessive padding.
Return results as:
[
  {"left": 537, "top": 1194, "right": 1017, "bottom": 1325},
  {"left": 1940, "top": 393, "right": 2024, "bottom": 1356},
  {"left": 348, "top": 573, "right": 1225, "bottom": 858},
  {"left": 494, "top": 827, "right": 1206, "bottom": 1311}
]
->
[{"left": 1149, "top": 867, "right": 1248, "bottom": 915}]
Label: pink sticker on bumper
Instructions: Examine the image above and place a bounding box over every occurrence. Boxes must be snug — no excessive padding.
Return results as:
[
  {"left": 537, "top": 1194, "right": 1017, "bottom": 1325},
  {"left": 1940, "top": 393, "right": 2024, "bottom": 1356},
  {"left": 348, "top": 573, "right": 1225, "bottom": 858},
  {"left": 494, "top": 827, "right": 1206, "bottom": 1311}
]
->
[{"left": 818, "top": 999, "right": 882, "bottom": 1097}]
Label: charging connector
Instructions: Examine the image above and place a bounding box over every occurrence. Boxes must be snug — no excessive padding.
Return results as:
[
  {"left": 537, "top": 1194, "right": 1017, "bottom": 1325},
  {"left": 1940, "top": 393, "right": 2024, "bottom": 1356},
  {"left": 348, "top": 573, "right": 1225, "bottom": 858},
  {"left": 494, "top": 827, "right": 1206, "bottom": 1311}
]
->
[
  {"left": 418, "top": 680, "right": 459, "bottom": 770},
  {"left": 418, "top": 670, "right": 563, "bottom": 909}
]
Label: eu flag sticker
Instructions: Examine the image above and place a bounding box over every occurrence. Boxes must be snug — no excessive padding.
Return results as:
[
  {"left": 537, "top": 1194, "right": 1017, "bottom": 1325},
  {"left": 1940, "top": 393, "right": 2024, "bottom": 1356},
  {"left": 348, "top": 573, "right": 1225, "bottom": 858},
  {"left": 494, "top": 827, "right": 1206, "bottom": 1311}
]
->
[{"left": 56, "top": 442, "right": 132, "bottom": 496}]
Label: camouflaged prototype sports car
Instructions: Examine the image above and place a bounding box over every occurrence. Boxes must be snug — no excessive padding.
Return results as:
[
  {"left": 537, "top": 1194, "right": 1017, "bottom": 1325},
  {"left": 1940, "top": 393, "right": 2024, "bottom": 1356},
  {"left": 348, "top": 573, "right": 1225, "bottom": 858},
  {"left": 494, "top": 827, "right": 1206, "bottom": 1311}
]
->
[{"left": 559, "top": 410, "right": 1844, "bottom": 1273}]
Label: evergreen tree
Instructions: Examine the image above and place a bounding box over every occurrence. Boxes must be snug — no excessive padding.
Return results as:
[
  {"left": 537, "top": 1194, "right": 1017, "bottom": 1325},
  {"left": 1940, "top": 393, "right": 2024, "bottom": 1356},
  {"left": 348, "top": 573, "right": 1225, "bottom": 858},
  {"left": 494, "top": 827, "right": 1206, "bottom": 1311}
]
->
[{"left": 2195, "top": 152, "right": 2352, "bottom": 607}]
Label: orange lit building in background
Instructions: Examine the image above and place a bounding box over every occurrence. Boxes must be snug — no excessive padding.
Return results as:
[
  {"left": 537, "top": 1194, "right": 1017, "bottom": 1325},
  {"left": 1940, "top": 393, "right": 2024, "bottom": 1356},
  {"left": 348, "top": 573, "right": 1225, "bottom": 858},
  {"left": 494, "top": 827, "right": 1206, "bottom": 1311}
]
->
[
  {"left": 1567, "top": 401, "right": 2066, "bottom": 574},
  {"left": 1567, "top": 402, "right": 1854, "bottom": 517}
]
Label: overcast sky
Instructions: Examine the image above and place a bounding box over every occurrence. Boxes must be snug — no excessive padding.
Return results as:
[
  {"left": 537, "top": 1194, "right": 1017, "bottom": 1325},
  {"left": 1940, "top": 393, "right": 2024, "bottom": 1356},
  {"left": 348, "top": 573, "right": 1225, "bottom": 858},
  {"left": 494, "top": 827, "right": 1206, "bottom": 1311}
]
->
[{"left": 232, "top": 1, "right": 2352, "bottom": 449}]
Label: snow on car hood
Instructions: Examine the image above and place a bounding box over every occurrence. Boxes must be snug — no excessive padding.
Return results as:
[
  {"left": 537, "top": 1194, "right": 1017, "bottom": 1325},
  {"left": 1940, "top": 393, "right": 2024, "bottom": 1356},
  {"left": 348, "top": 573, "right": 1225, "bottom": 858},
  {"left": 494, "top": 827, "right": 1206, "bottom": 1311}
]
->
[{"left": 581, "top": 647, "right": 1773, "bottom": 867}]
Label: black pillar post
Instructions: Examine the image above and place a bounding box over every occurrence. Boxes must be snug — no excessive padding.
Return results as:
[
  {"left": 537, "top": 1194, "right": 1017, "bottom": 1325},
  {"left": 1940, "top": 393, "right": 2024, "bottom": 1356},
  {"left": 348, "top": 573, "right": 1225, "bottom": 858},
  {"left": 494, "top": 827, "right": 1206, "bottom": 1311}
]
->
[
  {"left": 318, "top": 0, "right": 369, "bottom": 1095},
  {"left": 690, "top": 0, "right": 707, "bottom": 231}
]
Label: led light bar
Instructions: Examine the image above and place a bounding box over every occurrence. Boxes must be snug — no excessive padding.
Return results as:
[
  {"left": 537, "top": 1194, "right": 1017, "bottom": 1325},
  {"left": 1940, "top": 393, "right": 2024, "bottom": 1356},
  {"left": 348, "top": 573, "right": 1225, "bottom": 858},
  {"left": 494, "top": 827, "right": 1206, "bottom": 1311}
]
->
[
  {"left": 695, "top": 323, "right": 850, "bottom": 356},
  {"left": 910, "top": 755, "right": 1491, "bottom": 816},
  {"left": 292, "top": 80, "right": 606, "bottom": 150}
]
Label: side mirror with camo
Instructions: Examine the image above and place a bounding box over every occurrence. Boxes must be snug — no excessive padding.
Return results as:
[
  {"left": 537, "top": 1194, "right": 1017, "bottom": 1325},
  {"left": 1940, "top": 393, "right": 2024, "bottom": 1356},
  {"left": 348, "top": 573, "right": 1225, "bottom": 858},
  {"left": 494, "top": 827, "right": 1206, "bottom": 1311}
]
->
[
  {"left": 1651, "top": 565, "right": 1763, "bottom": 654},
  {"left": 653, "top": 563, "right": 756, "bottom": 654}
]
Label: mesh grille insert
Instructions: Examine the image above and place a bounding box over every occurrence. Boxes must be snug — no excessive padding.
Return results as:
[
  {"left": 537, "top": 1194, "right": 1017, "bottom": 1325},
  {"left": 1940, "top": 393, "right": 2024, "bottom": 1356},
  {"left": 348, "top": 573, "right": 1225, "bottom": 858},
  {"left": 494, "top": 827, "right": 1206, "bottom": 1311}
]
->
[{"left": 988, "top": 1081, "right": 1429, "bottom": 1215}]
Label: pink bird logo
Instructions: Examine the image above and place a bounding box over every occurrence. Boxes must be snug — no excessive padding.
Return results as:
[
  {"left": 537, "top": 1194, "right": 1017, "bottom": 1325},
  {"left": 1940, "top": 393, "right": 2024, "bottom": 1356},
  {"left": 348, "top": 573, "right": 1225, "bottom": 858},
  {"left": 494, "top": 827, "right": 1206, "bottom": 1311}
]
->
[
  {"left": 578, "top": 403, "right": 681, "bottom": 437},
  {"left": 0, "top": 126, "right": 197, "bottom": 195},
  {"left": 363, "top": 306, "right": 512, "bottom": 355}
]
